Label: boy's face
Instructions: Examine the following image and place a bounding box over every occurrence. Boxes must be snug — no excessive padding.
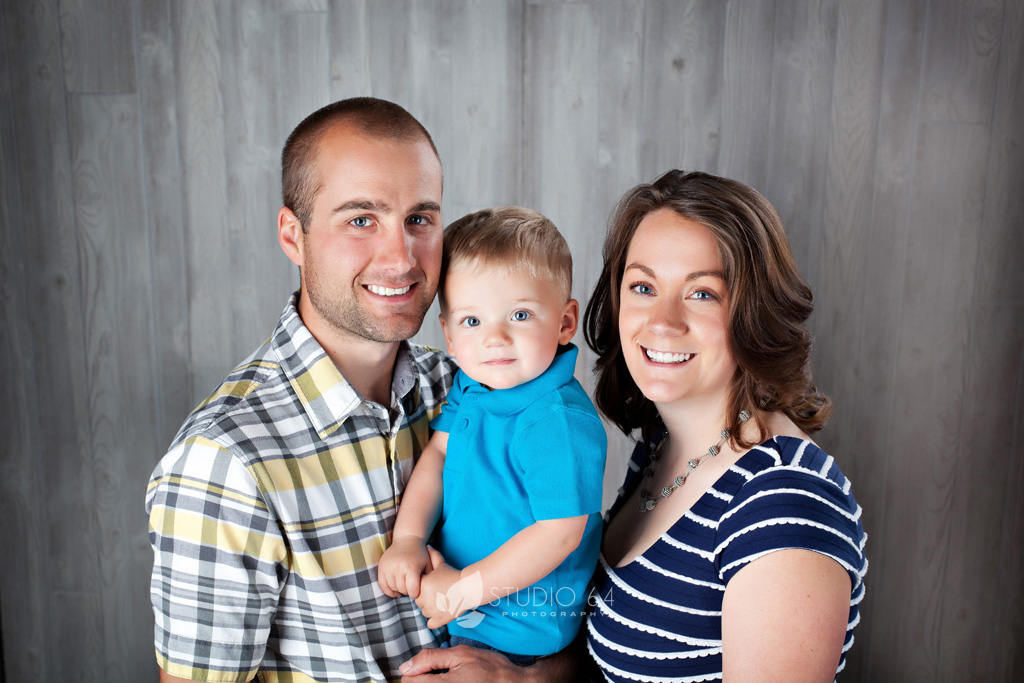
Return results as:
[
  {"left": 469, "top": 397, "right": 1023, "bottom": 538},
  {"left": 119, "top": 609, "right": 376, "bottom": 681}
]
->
[{"left": 440, "top": 261, "right": 579, "bottom": 390}]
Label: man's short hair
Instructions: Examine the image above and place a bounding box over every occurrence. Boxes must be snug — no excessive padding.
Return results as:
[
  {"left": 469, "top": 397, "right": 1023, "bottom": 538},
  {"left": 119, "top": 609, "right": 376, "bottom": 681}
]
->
[
  {"left": 281, "top": 97, "right": 440, "bottom": 231},
  {"left": 439, "top": 207, "right": 573, "bottom": 308}
]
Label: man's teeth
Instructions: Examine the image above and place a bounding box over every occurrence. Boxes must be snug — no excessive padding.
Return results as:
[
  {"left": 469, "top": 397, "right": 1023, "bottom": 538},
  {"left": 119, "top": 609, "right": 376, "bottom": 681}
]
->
[
  {"left": 367, "top": 284, "right": 411, "bottom": 297},
  {"left": 645, "top": 349, "right": 692, "bottom": 363}
]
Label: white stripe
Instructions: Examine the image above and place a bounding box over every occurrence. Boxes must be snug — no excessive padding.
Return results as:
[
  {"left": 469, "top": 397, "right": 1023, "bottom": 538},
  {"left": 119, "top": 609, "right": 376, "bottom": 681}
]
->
[
  {"left": 636, "top": 556, "right": 725, "bottom": 592},
  {"left": 599, "top": 557, "right": 720, "bottom": 616},
  {"left": 684, "top": 509, "right": 718, "bottom": 529},
  {"left": 587, "top": 636, "right": 723, "bottom": 683},
  {"left": 715, "top": 516, "right": 863, "bottom": 560},
  {"left": 791, "top": 438, "right": 810, "bottom": 466},
  {"left": 819, "top": 454, "right": 834, "bottom": 477},
  {"left": 659, "top": 533, "right": 716, "bottom": 562},
  {"left": 592, "top": 593, "right": 722, "bottom": 646},
  {"left": 587, "top": 618, "right": 721, "bottom": 660},
  {"left": 719, "top": 487, "right": 861, "bottom": 525}
]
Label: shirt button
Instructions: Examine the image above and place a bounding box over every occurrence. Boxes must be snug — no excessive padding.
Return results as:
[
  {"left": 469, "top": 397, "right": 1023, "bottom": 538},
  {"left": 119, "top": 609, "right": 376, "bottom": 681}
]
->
[{"left": 459, "top": 418, "right": 469, "bottom": 429}]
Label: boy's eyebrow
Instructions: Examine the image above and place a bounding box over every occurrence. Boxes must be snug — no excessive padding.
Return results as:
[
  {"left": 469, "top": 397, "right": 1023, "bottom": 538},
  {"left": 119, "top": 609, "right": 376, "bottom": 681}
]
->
[{"left": 623, "top": 262, "right": 725, "bottom": 281}]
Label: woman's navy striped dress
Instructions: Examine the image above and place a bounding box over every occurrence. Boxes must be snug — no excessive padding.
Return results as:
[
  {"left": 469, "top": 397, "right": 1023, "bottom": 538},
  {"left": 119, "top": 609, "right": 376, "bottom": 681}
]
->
[{"left": 586, "top": 435, "right": 867, "bottom": 682}]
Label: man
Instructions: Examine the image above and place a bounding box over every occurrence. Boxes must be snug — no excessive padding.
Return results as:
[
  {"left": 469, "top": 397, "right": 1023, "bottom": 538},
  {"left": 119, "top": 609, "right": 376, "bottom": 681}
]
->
[{"left": 147, "top": 98, "right": 571, "bottom": 683}]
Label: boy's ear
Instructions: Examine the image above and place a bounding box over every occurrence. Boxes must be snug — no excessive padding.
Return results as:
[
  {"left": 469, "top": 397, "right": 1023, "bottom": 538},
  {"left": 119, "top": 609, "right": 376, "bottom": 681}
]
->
[
  {"left": 558, "top": 299, "right": 580, "bottom": 345},
  {"left": 439, "top": 312, "right": 457, "bottom": 357}
]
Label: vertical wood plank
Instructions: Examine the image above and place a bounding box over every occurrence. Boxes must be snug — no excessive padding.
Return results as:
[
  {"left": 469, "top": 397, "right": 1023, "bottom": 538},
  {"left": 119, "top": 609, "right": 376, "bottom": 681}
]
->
[
  {"left": 216, "top": 0, "right": 293, "bottom": 360},
  {"left": 327, "top": 0, "right": 372, "bottom": 100},
  {"left": 0, "top": 6, "right": 52, "bottom": 680},
  {"left": 998, "top": 344, "right": 1024, "bottom": 680},
  {"left": 69, "top": 92, "right": 160, "bottom": 682},
  {"left": 717, "top": 0, "right": 776, "bottom": 191},
  {"left": 919, "top": 0, "right": 1003, "bottom": 123},
  {"left": 279, "top": 7, "right": 330, "bottom": 140},
  {"left": 58, "top": 0, "right": 137, "bottom": 93},
  {"left": 763, "top": 0, "right": 837, "bottom": 299},
  {"left": 938, "top": 304, "right": 1024, "bottom": 681},
  {"left": 975, "top": 0, "right": 1024, "bottom": 305},
  {"left": 0, "top": 0, "right": 103, "bottom": 678},
  {"left": 173, "top": 0, "right": 235, "bottom": 399},
  {"left": 638, "top": 0, "right": 727, "bottom": 177},
  {"left": 873, "top": 122, "right": 989, "bottom": 681},
  {"left": 833, "top": 1, "right": 928, "bottom": 676},
  {"left": 134, "top": 0, "right": 193, "bottom": 446}
]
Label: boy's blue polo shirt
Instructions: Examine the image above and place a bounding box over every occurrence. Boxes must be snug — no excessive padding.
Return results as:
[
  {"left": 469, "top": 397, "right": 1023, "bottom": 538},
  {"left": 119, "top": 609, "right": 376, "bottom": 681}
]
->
[{"left": 430, "top": 343, "right": 607, "bottom": 655}]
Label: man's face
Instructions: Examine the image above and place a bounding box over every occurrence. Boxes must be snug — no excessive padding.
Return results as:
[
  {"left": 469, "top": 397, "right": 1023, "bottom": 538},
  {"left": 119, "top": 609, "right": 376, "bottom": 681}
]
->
[{"left": 295, "top": 124, "right": 443, "bottom": 346}]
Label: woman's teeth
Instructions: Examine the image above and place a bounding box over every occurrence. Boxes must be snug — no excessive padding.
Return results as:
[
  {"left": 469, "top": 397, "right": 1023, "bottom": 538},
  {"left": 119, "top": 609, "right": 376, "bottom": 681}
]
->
[
  {"left": 645, "top": 349, "right": 692, "bottom": 364},
  {"left": 367, "top": 284, "right": 411, "bottom": 296}
]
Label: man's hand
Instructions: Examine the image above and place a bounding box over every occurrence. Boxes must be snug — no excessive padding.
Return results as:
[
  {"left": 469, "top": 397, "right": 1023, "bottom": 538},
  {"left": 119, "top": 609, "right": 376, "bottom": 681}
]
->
[
  {"left": 378, "top": 536, "right": 430, "bottom": 598},
  {"left": 399, "top": 644, "right": 520, "bottom": 683},
  {"left": 415, "top": 547, "right": 482, "bottom": 629}
]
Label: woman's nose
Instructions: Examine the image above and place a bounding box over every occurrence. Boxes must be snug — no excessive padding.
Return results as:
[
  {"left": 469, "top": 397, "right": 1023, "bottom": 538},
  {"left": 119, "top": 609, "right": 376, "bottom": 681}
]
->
[{"left": 647, "top": 297, "right": 687, "bottom": 335}]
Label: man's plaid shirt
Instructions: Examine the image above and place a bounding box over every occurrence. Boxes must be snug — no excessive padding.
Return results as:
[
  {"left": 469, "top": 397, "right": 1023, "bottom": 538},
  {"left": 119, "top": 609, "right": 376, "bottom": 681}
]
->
[{"left": 147, "top": 293, "right": 456, "bottom": 683}]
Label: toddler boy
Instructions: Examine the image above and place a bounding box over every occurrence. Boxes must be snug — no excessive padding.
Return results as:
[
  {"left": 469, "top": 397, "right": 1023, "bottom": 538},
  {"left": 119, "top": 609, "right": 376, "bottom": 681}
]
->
[{"left": 378, "top": 207, "right": 606, "bottom": 663}]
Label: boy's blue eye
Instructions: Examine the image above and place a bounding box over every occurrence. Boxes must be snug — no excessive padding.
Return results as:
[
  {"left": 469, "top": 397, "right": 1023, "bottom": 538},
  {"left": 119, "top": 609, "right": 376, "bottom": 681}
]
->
[
  {"left": 462, "top": 317, "right": 481, "bottom": 328},
  {"left": 512, "top": 310, "right": 531, "bottom": 322}
]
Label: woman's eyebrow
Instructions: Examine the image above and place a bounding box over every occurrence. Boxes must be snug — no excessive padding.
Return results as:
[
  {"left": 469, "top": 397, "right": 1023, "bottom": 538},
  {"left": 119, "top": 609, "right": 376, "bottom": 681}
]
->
[{"left": 623, "top": 263, "right": 725, "bottom": 282}]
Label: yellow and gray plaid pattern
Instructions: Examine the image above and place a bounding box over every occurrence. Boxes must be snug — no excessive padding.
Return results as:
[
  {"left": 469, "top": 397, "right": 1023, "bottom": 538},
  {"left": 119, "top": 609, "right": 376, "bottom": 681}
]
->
[{"left": 147, "top": 293, "right": 455, "bottom": 683}]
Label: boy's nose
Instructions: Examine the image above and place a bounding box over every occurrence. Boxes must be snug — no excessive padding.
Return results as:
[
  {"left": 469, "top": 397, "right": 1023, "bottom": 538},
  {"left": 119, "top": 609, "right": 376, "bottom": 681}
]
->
[{"left": 484, "top": 325, "right": 512, "bottom": 346}]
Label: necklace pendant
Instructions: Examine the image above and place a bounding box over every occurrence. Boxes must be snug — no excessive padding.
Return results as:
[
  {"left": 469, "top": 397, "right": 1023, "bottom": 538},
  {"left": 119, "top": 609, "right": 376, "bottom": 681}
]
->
[
  {"left": 661, "top": 486, "right": 673, "bottom": 498},
  {"left": 687, "top": 459, "right": 699, "bottom": 471}
]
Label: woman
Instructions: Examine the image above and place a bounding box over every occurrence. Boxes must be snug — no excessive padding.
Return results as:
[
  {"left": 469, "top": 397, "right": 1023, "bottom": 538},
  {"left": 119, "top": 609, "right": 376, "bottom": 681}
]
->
[{"left": 582, "top": 170, "right": 866, "bottom": 682}]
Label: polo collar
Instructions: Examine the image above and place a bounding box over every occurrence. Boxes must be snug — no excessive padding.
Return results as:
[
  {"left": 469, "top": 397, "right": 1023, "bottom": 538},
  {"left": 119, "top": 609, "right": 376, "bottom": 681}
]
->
[
  {"left": 461, "top": 344, "right": 579, "bottom": 417},
  {"left": 272, "top": 292, "right": 420, "bottom": 439}
]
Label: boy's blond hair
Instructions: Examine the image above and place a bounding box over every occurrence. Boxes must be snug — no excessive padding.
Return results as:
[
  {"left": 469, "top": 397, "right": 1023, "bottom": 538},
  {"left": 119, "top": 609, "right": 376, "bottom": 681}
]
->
[{"left": 439, "top": 207, "right": 573, "bottom": 307}]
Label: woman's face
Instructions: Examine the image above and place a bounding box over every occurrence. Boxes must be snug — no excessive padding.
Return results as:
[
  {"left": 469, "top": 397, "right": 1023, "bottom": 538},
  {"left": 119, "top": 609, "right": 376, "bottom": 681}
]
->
[{"left": 618, "top": 208, "right": 737, "bottom": 411}]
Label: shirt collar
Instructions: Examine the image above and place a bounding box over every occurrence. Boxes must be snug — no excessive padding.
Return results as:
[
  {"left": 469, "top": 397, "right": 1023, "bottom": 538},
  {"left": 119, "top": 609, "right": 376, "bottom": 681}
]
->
[
  {"left": 462, "top": 343, "right": 579, "bottom": 416},
  {"left": 271, "top": 291, "right": 420, "bottom": 438}
]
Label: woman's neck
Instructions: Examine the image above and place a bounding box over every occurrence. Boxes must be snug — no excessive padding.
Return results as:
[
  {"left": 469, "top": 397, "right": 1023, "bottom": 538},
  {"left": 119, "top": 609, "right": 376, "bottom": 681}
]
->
[{"left": 656, "top": 397, "right": 734, "bottom": 461}]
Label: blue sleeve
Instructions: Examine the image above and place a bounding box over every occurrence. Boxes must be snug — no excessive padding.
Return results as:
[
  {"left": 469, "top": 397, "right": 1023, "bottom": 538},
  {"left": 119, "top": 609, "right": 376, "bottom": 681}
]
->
[
  {"left": 716, "top": 460, "right": 866, "bottom": 592},
  {"left": 430, "top": 369, "right": 466, "bottom": 433},
  {"left": 513, "top": 403, "right": 607, "bottom": 521}
]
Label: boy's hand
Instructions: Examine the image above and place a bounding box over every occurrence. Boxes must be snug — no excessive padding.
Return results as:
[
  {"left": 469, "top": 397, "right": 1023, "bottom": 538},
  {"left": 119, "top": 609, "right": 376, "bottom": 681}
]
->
[
  {"left": 416, "top": 547, "right": 484, "bottom": 629},
  {"left": 378, "top": 537, "right": 430, "bottom": 598}
]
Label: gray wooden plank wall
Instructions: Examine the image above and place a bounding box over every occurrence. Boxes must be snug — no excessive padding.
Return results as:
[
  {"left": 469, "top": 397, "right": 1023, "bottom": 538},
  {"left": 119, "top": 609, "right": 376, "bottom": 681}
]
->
[{"left": 0, "top": 0, "right": 1021, "bottom": 680}]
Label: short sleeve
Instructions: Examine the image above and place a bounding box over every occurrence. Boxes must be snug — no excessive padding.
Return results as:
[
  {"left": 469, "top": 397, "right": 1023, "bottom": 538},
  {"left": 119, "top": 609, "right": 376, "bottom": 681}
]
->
[
  {"left": 147, "top": 435, "right": 287, "bottom": 681},
  {"left": 715, "top": 461, "right": 866, "bottom": 591},
  {"left": 429, "top": 369, "right": 467, "bottom": 434},
  {"left": 513, "top": 406, "right": 607, "bottom": 521}
]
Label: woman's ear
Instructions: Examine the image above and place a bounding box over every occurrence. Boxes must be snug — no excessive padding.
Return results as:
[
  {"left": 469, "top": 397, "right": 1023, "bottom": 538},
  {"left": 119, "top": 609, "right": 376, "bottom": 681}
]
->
[{"left": 558, "top": 299, "right": 580, "bottom": 345}]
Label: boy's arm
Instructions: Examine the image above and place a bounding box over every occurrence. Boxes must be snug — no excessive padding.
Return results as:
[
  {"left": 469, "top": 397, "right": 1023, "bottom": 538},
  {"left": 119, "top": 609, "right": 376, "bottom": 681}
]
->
[
  {"left": 378, "top": 431, "right": 448, "bottom": 599},
  {"left": 417, "top": 514, "right": 588, "bottom": 626}
]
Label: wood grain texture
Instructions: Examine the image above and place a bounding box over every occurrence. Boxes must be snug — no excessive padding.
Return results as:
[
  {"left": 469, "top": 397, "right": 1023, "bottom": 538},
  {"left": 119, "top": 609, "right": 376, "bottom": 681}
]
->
[
  {"left": 976, "top": 0, "right": 1024, "bottom": 304},
  {"left": 920, "top": 0, "right": 1003, "bottom": 123},
  {"left": 135, "top": 0, "right": 193, "bottom": 447},
  {"left": 762, "top": 0, "right": 837, "bottom": 300},
  {"left": 639, "top": 0, "right": 726, "bottom": 177},
  {"left": 717, "top": 0, "right": 776, "bottom": 191},
  {"left": 328, "top": 0, "right": 373, "bottom": 99},
  {"left": 217, "top": 0, "right": 293, "bottom": 360},
  {"left": 69, "top": 92, "right": 159, "bottom": 682},
  {"left": 835, "top": 0, "right": 930, "bottom": 678},
  {"left": 174, "top": 0, "right": 236, "bottom": 398},
  {"left": 58, "top": 0, "right": 137, "bottom": 93},
  {"left": 873, "top": 122, "right": 990, "bottom": 681}
]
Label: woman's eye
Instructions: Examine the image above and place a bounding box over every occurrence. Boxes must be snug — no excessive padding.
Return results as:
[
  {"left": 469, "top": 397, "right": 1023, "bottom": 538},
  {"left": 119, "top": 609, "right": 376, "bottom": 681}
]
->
[
  {"left": 629, "top": 282, "right": 654, "bottom": 295},
  {"left": 462, "top": 317, "right": 481, "bottom": 328},
  {"left": 512, "top": 310, "right": 531, "bottom": 322},
  {"left": 691, "top": 290, "right": 714, "bottom": 301},
  {"left": 351, "top": 217, "right": 372, "bottom": 228}
]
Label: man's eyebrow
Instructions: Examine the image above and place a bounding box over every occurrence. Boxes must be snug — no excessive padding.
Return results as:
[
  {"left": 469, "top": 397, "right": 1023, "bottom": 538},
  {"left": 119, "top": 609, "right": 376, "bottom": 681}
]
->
[
  {"left": 410, "top": 201, "right": 441, "bottom": 213},
  {"left": 623, "top": 262, "right": 725, "bottom": 281},
  {"left": 331, "top": 200, "right": 390, "bottom": 215}
]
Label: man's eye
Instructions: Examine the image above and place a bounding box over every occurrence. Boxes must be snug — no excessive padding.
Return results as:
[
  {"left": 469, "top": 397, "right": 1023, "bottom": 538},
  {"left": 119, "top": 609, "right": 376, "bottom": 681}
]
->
[
  {"left": 512, "top": 310, "right": 531, "bottom": 322},
  {"left": 462, "top": 317, "right": 481, "bottom": 328},
  {"left": 408, "top": 214, "right": 427, "bottom": 225},
  {"left": 351, "top": 217, "right": 372, "bottom": 228}
]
